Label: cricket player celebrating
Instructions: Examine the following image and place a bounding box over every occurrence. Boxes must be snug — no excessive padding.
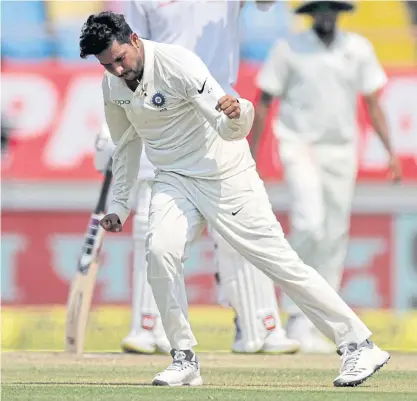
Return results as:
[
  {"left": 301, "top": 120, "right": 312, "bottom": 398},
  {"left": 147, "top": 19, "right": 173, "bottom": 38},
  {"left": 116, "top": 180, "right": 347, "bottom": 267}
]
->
[
  {"left": 95, "top": 0, "right": 299, "bottom": 356},
  {"left": 250, "top": 0, "right": 402, "bottom": 353},
  {"left": 80, "top": 11, "right": 390, "bottom": 387}
]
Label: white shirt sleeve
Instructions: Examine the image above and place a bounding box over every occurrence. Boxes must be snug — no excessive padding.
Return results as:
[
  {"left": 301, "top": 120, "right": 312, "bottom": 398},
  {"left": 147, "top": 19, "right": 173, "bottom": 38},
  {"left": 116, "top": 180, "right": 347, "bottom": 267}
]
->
[
  {"left": 178, "top": 50, "right": 254, "bottom": 141},
  {"left": 256, "top": 40, "right": 290, "bottom": 97},
  {"left": 357, "top": 38, "right": 388, "bottom": 95},
  {"left": 125, "top": 1, "right": 150, "bottom": 39},
  {"left": 102, "top": 75, "right": 142, "bottom": 225}
]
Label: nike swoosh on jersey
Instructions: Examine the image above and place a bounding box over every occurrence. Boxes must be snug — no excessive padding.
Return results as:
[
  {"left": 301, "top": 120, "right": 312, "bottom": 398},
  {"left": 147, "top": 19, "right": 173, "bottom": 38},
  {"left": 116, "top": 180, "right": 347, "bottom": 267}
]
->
[
  {"left": 232, "top": 207, "right": 244, "bottom": 216},
  {"left": 197, "top": 78, "right": 208, "bottom": 94}
]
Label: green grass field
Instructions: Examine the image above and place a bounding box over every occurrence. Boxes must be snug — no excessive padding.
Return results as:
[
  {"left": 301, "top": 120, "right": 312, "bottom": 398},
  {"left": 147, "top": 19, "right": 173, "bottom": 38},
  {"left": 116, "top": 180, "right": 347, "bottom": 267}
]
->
[{"left": 2, "top": 352, "right": 417, "bottom": 401}]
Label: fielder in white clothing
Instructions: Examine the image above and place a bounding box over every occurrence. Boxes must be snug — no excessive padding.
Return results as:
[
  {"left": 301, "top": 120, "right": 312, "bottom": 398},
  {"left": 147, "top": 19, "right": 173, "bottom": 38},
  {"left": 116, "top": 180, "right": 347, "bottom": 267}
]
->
[
  {"left": 251, "top": 0, "right": 402, "bottom": 353},
  {"left": 80, "top": 11, "right": 390, "bottom": 387},
  {"left": 95, "top": 0, "right": 299, "bottom": 355}
]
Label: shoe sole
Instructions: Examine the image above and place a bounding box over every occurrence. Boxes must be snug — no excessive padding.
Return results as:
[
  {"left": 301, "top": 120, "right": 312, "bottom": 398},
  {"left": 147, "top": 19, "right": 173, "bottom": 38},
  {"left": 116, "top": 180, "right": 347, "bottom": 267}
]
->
[
  {"left": 299, "top": 349, "right": 336, "bottom": 355},
  {"left": 333, "top": 355, "right": 391, "bottom": 387},
  {"left": 121, "top": 343, "right": 156, "bottom": 355},
  {"left": 232, "top": 345, "right": 300, "bottom": 355},
  {"left": 155, "top": 347, "right": 171, "bottom": 355},
  {"left": 258, "top": 345, "right": 301, "bottom": 355},
  {"left": 152, "top": 376, "right": 203, "bottom": 387}
]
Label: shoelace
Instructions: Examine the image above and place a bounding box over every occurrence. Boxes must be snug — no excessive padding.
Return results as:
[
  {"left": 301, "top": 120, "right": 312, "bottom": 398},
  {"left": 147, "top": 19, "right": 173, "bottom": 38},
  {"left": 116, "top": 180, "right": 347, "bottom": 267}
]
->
[
  {"left": 166, "top": 360, "right": 186, "bottom": 371},
  {"left": 166, "top": 352, "right": 193, "bottom": 372},
  {"left": 340, "top": 349, "right": 362, "bottom": 373}
]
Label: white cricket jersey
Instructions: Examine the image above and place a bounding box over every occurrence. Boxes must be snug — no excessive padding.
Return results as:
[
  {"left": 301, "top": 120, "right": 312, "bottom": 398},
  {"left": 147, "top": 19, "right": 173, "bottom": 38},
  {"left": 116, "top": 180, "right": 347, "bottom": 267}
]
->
[
  {"left": 121, "top": 0, "right": 242, "bottom": 180},
  {"left": 99, "top": 122, "right": 155, "bottom": 179},
  {"left": 125, "top": 0, "right": 241, "bottom": 94},
  {"left": 257, "top": 30, "right": 388, "bottom": 144},
  {"left": 103, "top": 40, "right": 255, "bottom": 224}
]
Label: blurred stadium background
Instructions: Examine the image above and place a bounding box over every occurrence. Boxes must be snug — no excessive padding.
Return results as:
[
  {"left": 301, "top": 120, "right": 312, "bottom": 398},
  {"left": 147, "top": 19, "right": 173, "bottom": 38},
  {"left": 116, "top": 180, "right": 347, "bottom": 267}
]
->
[{"left": 1, "top": 0, "right": 417, "bottom": 353}]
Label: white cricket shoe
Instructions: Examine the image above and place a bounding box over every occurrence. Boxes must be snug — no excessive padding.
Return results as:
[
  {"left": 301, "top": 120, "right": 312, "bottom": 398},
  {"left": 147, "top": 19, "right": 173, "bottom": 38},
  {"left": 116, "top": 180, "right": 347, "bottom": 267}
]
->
[
  {"left": 121, "top": 331, "right": 170, "bottom": 354},
  {"left": 156, "top": 337, "right": 171, "bottom": 354},
  {"left": 286, "top": 315, "right": 335, "bottom": 354},
  {"left": 333, "top": 340, "right": 390, "bottom": 387},
  {"left": 300, "top": 330, "right": 336, "bottom": 354},
  {"left": 232, "top": 339, "right": 264, "bottom": 353},
  {"left": 152, "top": 349, "right": 203, "bottom": 386},
  {"left": 232, "top": 329, "right": 300, "bottom": 354},
  {"left": 261, "top": 330, "right": 300, "bottom": 354}
]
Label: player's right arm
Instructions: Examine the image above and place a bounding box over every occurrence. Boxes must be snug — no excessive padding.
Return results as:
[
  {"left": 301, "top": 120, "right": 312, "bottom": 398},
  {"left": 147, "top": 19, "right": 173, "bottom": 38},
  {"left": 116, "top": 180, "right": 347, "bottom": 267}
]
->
[
  {"left": 251, "top": 40, "right": 289, "bottom": 159},
  {"left": 100, "top": 74, "right": 143, "bottom": 232}
]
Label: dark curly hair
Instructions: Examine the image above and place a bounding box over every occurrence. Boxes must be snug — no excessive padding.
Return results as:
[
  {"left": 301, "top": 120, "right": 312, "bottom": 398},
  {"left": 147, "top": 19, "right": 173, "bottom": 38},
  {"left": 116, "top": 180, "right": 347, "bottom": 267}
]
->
[{"left": 79, "top": 11, "right": 133, "bottom": 59}]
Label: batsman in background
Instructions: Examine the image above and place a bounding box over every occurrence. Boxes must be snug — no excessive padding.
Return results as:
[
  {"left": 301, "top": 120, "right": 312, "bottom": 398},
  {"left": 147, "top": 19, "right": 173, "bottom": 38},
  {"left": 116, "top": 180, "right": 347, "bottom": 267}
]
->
[
  {"left": 251, "top": 0, "right": 402, "bottom": 353},
  {"left": 94, "top": 0, "right": 299, "bottom": 355},
  {"left": 95, "top": 123, "right": 171, "bottom": 354}
]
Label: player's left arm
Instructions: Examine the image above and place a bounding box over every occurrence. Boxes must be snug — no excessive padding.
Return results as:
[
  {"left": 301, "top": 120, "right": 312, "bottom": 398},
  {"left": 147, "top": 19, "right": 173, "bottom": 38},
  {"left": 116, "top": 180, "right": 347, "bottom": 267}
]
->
[
  {"left": 180, "top": 52, "right": 254, "bottom": 141},
  {"left": 364, "top": 92, "right": 402, "bottom": 181},
  {"left": 358, "top": 39, "right": 402, "bottom": 182}
]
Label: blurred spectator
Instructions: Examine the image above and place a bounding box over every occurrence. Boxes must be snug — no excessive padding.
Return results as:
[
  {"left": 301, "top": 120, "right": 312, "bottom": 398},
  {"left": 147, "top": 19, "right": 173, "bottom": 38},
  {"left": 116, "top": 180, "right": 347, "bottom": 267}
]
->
[
  {"left": 1, "top": 1, "right": 54, "bottom": 60},
  {"left": 405, "top": 0, "right": 417, "bottom": 39},
  {"left": 406, "top": 0, "right": 417, "bottom": 25},
  {"left": 1, "top": 53, "right": 13, "bottom": 158},
  {"left": 1, "top": 115, "right": 12, "bottom": 157},
  {"left": 45, "top": 1, "right": 104, "bottom": 61},
  {"left": 239, "top": 1, "right": 295, "bottom": 62}
]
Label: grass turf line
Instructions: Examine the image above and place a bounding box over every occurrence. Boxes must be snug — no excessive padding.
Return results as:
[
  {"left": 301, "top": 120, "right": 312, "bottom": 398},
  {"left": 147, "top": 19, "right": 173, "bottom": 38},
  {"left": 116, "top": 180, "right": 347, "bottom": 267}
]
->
[{"left": 2, "top": 352, "right": 417, "bottom": 401}]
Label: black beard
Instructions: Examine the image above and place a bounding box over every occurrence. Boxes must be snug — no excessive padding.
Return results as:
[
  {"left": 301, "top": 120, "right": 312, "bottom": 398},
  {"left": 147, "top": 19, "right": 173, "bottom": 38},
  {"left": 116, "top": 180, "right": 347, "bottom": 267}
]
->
[
  {"left": 135, "top": 63, "right": 144, "bottom": 82},
  {"left": 313, "top": 24, "right": 336, "bottom": 39}
]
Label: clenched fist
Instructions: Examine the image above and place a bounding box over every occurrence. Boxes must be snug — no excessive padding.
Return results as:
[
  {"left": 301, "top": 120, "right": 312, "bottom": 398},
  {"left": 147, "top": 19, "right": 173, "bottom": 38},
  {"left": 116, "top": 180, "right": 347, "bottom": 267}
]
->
[
  {"left": 100, "top": 213, "right": 123, "bottom": 232},
  {"left": 216, "top": 95, "right": 240, "bottom": 119}
]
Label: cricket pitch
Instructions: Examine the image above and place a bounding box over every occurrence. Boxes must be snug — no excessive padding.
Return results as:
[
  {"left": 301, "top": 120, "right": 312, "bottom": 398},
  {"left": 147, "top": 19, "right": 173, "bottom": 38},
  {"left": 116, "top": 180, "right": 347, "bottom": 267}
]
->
[{"left": 2, "top": 352, "right": 417, "bottom": 400}]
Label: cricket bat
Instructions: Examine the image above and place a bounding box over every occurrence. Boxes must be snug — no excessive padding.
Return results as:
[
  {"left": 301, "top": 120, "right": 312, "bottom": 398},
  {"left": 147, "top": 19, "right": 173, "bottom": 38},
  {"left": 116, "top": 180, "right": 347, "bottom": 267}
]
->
[{"left": 65, "top": 162, "right": 113, "bottom": 354}]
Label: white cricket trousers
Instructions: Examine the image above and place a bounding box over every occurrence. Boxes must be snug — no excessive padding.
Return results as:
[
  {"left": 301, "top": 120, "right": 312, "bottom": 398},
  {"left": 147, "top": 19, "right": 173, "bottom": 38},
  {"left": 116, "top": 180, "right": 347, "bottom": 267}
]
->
[
  {"left": 146, "top": 167, "right": 371, "bottom": 351},
  {"left": 278, "top": 137, "right": 357, "bottom": 316},
  {"left": 130, "top": 180, "right": 283, "bottom": 352}
]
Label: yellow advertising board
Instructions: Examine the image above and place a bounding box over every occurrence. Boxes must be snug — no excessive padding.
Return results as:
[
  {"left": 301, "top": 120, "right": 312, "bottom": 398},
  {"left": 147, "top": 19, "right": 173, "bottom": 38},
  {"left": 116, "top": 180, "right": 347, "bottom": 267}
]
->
[{"left": 2, "top": 307, "right": 417, "bottom": 352}]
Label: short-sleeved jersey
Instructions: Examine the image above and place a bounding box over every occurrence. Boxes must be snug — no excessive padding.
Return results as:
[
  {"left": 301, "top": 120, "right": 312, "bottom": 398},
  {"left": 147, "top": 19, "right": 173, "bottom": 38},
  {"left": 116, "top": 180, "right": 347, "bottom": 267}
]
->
[{"left": 257, "top": 30, "right": 387, "bottom": 144}]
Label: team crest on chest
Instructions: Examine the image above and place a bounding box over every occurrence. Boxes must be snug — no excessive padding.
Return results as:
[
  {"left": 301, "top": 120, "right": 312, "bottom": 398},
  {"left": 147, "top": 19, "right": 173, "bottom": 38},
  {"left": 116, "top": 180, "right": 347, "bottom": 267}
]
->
[{"left": 151, "top": 92, "right": 166, "bottom": 107}]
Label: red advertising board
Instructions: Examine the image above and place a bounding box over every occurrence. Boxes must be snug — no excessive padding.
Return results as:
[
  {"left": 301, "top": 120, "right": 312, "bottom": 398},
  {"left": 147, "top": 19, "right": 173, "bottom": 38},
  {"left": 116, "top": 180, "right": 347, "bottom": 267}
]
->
[
  {"left": 2, "top": 61, "right": 416, "bottom": 182},
  {"left": 1, "top": 211, "right": 392, "bottom": 308}
]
